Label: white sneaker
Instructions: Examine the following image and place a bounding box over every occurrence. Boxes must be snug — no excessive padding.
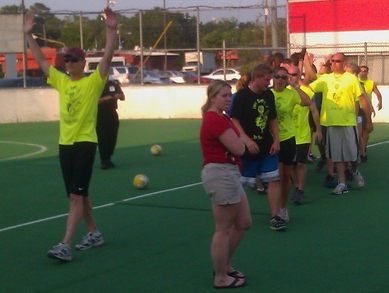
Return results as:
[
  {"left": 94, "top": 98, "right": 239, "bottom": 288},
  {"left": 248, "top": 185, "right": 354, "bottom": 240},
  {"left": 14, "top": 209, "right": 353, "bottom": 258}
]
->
[
  {"left": 353, "top": 171, "right": 364, "bottom": 188},
  {"left": 75, "top": 231, "right": 104, "bottom": 251},
  {"left": 332, "top": 183, "right": 348, "bottom": 195},
  {"left": 277, "top": 207, "right": 289, "bottom": 222},
  {"left": 47, "top": 242, "right": 72, "bottom": 261}
]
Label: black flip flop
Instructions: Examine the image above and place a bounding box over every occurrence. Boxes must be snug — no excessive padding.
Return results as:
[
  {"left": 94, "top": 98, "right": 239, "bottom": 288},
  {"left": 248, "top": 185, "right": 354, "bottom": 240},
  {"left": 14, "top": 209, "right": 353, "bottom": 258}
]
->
[{"left": 214, "top": 278, "right": 246, "bottom": 289}]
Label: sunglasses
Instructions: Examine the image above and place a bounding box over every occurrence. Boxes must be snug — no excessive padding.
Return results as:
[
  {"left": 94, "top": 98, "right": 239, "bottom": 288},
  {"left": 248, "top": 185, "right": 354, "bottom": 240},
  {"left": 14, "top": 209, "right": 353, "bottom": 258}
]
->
[
  {"left": 330, "top": 59, "right": 343, "bottom": 64},
  {"left": 274, "top": 75, "right": 288, "bottom": 80},
  {"left": 64, "top": 57, "right": 81, "bottom": 63}
]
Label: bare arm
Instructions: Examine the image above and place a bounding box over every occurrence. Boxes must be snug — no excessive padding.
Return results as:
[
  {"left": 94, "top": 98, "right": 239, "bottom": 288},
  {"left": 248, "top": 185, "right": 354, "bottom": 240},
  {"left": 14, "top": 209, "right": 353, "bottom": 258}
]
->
[
  {"left": 98, "top": 7, "right": 118, "bottom": 79},
  {"left": 372, "top": 83, "right": 382, "bottom": 110},
  {"left": 310, "top": 102, "right": 322, "bottom": 143},
  {"left": 294, "top": 87, "right": 312, "bottom": 106},
  {"left": 269, "top": 118, "right": 280, "bottom": 155},
  {"left": 231, "top": 117, "right": 259, "bottom": 154},
  {"left": 219, "top": 128, "right": 245, "bottom": 156},
  {"left": 24, "top": 10, "right": 50, "bottom": 75},
  {"left": 114, "top": 92, "right": 125, "bottom": 101},
  {"left": 358, "top": 95, "right": 373, "bottom": 133},
  {"left": 302, "top": 52, "right": 316, "bottom": 84}
]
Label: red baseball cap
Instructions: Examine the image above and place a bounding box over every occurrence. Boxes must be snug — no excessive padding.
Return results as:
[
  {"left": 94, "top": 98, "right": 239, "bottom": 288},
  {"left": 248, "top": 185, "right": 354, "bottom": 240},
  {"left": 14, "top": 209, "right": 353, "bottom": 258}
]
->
[{"left": 64, "top": 46, "right": 86, "bottom": 59}]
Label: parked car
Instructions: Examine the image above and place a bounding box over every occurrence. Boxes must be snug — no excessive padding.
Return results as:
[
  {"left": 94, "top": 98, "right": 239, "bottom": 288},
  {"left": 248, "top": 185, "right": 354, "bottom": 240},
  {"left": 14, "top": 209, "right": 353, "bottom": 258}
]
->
[
  {"left": 203, "top": 68, "right": 241, "bottom": 82},
  {"left": 0, "top": 77, "right": 50, "bottom": 88},
  {"left": 161, "top": 70, "right": 192, "bottom": 84},
  {"left": 126, "top": 65, "right": 141, "bottom": 76},
  {"left": 182, "top": 71, "right": 212, "bottom": 84},
  {"left": 108, "top": 66, "right": 130, "bottom": 85},
  {"left": 130, "top": 70, "right": 171, "bottom": 85}
]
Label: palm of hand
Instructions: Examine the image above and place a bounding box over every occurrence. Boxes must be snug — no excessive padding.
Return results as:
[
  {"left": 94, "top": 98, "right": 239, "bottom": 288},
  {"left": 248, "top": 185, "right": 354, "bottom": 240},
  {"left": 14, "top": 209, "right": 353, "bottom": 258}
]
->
[
  {"left": 102, "top": 8, "right": 117, "bottom": 29},
  {"left": 24, "top": 10, "right": 35, "bottom": 33}
]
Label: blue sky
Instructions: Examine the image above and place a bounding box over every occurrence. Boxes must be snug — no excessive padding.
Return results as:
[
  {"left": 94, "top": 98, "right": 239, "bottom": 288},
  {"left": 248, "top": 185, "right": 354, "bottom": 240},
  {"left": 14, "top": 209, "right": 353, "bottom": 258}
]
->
[{"left": 1, "top": 0, "right": 287, "bottom": 22}]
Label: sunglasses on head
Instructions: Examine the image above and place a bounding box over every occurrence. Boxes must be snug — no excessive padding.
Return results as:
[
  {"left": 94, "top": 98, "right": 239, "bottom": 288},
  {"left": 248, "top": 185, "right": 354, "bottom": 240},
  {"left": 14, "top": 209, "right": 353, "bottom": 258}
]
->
[
  {"left": 330, "top": 59, "right": 343, "bottom": 64},
  {"left": 64, "top": 57, "right": 81, "bottom": 63},
  {"left": 274, "top": 74, "right": 288, "bottom": 80}
]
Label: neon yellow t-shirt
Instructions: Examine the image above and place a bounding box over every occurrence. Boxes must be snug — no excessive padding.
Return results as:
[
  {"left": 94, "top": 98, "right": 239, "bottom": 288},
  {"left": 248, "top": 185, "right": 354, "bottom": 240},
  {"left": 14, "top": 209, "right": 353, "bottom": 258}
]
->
[
  {"left": 359, "top": 78, "right": 374, "bottom": 101},
  {"left": 310, "top": 72, "right": 361, "bottom": 126},
  {"left": 288, "top": 85, "right": 315, "bottom": 145},
  {"left": 47, "top": 66, "right": 106, "bottom": 145},
  {"left": 271, "top": 87, "right": 301, "bottom": 142}
]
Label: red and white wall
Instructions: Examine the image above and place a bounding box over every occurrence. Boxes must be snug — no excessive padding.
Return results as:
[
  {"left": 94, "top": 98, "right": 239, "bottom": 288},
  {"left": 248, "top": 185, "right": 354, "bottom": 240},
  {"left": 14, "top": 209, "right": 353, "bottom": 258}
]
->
[{"left": 288, "top": 0, "right": 389, "bottom": 49}]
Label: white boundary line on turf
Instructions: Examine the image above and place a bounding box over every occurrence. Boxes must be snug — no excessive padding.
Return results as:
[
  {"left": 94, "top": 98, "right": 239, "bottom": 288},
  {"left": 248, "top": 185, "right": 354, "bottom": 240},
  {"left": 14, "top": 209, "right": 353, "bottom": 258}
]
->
[
  {"left": 1, "top": 139, "right": 388, "bottom": 233},
  {"left": 366, "top": 140, "right": 389, "bottom": 148},
  {"left": 0, "top": 141, "right": 47, "bottom": 162},
  {"left": 0, "top": 182, "right": 202, "bottom": 233}
]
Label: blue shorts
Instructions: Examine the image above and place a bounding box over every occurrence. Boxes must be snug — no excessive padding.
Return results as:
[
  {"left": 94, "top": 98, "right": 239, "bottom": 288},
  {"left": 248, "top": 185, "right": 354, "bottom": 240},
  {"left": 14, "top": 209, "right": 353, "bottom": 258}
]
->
[{"left": 240, "top": 154, "right": 279, "bottom": 183}]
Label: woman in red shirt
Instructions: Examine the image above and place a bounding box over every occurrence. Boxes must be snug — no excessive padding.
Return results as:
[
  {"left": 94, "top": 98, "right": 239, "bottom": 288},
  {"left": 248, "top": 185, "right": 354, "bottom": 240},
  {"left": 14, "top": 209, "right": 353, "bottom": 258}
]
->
[{"left": 200, "top": 80, "right": 252, "bottom": 289}]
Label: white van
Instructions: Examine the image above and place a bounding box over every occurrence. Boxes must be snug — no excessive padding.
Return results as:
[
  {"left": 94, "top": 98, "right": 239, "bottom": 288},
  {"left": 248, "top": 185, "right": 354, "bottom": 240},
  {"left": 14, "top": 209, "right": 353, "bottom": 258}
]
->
[{"left": 84, "top": 56, "right": 126, "bottom": 73}]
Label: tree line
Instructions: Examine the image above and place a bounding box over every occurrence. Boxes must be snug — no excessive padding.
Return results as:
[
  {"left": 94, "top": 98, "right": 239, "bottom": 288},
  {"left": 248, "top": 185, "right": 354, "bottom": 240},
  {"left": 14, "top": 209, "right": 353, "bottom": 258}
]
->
[{"left": 1, "top": 3, "right": 287, "bottom": 71}]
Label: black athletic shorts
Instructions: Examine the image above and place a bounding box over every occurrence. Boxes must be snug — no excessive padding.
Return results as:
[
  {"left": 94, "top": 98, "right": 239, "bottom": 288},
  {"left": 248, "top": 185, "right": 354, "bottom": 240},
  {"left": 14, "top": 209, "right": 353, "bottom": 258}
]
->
[
  {"left": 295, "top": 143, "right": 310, "bottom": 164},
  {"left": 59, "top": 142, "right": 97, "bottom": 196},
  {"left": 278, "top": 137, "right": 296, "bottom": 165}
]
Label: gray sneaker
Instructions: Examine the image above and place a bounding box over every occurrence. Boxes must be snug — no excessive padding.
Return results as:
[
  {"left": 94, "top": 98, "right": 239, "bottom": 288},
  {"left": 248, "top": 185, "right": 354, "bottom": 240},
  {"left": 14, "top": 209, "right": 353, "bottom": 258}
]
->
[
  {"left": 353, "top": 171, "right": 364, "bottom": 188},
  {"left": 47, "top": 242, "right": 72, "bottom": 261},
  {"left": 293, "top": 189, "right": 304, "bottom": 205},
  {"left": 75, "top": 231, "right": 104, "bottom": 251},
  {"left": 277, "top": 208, "right": 289, "bottom": 222},
  {"left": 270, "top": 216, "right": 286, "bottom": 231},
  {"left": 332, "top": 183, "right": 348, "bottom": 195}
]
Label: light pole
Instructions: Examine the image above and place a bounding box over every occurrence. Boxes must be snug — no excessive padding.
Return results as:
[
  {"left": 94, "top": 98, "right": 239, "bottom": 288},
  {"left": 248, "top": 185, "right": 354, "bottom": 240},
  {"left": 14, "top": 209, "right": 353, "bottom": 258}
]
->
[
  {"left": 263, "top": 0, "right": 268, "bottom": 46},
  {"left": 163, "top": 0, "right": 167, "bottom": 71}
]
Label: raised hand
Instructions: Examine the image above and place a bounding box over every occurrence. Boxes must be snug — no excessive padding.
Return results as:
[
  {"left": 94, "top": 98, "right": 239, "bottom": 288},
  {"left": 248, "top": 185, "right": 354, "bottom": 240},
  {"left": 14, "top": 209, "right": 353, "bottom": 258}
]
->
[
  {"left": 24, "top": 10, "right": 35, "bottom": 34},
  {"left": 101, "top": 7, "right": 117, "bottom": 29}
]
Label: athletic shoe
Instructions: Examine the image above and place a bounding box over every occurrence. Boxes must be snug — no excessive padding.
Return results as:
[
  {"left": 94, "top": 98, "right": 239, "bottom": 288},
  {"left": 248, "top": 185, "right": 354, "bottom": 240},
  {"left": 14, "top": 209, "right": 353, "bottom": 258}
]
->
[
  {"left": 308, "top": 153, "right": 317, "bottom": 161},
  {"left": 324, "top": 174, "right": 337, "bottom": 188},
  {"left": 101, "top": 160, "right": 115, "bottom": 170},
  {"left": 315, "top": 158, "right": 326, "bottom": 170},
  {"left": 306, "top": 156, "right": 314, "bottom": 163},
  {"left": 257, "top": 187, "right": 267, "bottom": 194},
  {"left": 360, "top": 154, "right": 367, "bottom": 163},
  {"left": 290, "top": 188, "right": 298, "bottom": 201},
  {"left": 293, "top": 189, "right": 304, "bottom": 205},
  {"left": 331, "top": 183, "right": 349, "bottom": 195},
  {"left": 277, "top": 208, "right": 289, "bottom": 222},
  {"left": 353, "top": 171, "right": 364, "bottom": 188},
  {"left": 47, "top": 242, "right": 72, "bottom": 261},
  {"left": 75, "top": 231, "right": 104, "bottom": 251},
  {"left": 270, "top": 216, "right": 286, "bottom": 231},
  {"left": 345, "top": 169, "right": 354, "bottom": 181}
]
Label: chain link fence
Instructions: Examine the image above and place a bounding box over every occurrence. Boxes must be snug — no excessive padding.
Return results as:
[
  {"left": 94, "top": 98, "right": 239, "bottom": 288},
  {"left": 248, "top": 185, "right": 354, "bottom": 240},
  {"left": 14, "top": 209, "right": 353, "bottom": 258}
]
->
[
  {"left": 290, "top": 43, "right": 389, "bottom": 85},
  {"left": 2, "top": 3, "right": 389, "bottom": 84}
]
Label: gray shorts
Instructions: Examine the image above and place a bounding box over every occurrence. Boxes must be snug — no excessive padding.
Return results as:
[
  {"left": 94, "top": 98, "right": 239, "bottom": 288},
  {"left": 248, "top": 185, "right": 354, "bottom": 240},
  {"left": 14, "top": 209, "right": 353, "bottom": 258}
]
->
[
  {"left": 326, "top": 126, "right": 358, "bottom": 162},
  {"left": 201, "top": 163, "right": 244, "bottom": 205}
]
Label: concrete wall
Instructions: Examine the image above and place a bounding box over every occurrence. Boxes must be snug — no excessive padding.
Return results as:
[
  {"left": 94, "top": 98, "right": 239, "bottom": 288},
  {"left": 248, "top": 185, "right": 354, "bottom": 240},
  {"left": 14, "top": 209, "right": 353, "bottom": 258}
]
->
[{"left": 0, "top": 85, "right": 388, "bottom": 123}]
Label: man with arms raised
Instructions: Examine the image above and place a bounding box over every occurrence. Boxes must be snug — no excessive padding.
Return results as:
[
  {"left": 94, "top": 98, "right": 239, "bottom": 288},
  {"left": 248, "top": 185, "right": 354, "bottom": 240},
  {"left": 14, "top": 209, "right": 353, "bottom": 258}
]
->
[{"left": 24, "top": 7, "right": 117, "bottom": 261}]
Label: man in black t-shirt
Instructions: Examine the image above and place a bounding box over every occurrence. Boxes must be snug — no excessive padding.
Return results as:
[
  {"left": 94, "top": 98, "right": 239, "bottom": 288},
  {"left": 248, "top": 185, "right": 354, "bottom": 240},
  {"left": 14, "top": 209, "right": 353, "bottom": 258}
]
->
[{"left": 230, "top": 63, "right": 285, "bottom": 231}]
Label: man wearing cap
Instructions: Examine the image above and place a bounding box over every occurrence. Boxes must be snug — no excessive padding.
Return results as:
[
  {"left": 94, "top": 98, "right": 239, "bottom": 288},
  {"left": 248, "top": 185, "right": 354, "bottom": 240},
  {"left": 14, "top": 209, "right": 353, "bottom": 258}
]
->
[{"left": 24, "top": 7, "right": 118, "bottom": 261}]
